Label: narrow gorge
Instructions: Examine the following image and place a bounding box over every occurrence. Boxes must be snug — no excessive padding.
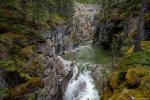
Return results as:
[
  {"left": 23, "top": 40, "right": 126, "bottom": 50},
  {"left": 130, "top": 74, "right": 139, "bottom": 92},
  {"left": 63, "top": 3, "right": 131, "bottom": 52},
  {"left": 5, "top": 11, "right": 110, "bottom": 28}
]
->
[{"left": 0, "top": 0, "right": 150, "bottom": 100}]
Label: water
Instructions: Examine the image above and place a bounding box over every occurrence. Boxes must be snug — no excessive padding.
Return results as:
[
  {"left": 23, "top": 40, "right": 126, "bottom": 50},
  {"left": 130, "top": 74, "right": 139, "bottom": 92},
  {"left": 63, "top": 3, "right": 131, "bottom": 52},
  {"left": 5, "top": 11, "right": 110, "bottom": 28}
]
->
[
  {"left": 62, "top": 41, "right": 111, "bottom": 100},
  {"left": 63, "top": 41, "right": 111, "bottom": 64}
]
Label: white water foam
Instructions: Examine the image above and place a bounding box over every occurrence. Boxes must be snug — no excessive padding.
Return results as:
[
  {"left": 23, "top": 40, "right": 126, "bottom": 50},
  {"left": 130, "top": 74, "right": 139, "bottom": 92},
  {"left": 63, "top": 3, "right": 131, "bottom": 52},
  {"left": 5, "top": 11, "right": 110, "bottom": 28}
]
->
[{"left": 63, "top": 63, "right": 99, "bottom": 100}]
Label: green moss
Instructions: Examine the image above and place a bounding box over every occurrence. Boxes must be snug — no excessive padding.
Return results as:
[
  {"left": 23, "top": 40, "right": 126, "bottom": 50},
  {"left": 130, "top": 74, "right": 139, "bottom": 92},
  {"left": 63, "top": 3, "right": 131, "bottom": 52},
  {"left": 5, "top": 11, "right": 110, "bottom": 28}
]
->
[
  {"left": 49, "top": 13, "right": 64, "bottom": 26},
  {"left": 120, "top": 49, "right": 150, "bottom": 70},
  {"left": 29, "top": 54, "right": 45, "bottom": 71},
  {"left": 106, "top": 66, "right": 150, "bottom": 99},
  {"left": 0, "top": 32, "right": 25, "bottom": 42},
  {"left": 125, "top": 69, "right": 140, "bottom": 88},
  {"left": 109, "top": 71, "right": 120, "bottom": 90},
  {"left": 103, "top": 41, "right": 150, "bottom": 99},
  {"left": 141, "top": 41, "right": 150, "bottom": 51},
  {"left": 0, "top": 58, "right": 31, "bottom": 79},
  {"left": 8, "top": 77, "right": 41, "bottom": 98},
  {"left": 140, "top": 76, "right": 150, "bottom": 89},
  {"left": 110, "top": 89, "right": 150, "bottom": 100},
  {"left": 0, "top": 88, "right": 8, "bottom": 97},
  {"left": 21, "top": 45, "right": 34, "bottom": 59},
  {"left": 101, "top": 88, "right": 112, "bottom": 100}
]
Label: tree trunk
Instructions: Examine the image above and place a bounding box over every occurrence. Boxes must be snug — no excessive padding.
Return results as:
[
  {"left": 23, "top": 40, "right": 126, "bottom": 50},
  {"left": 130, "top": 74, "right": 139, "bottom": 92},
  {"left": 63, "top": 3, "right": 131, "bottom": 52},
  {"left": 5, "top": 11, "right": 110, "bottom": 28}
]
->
[{"left": 134, "top": 0, "right": 146, "bottom": 52}]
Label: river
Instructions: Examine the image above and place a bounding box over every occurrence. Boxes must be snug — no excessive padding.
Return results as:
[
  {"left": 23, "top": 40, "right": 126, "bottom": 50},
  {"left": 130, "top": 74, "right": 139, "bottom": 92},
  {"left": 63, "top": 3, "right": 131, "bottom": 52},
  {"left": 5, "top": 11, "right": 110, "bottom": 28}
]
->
[{"left": 61, "top": 41, "right": 111, "bottom": 100}]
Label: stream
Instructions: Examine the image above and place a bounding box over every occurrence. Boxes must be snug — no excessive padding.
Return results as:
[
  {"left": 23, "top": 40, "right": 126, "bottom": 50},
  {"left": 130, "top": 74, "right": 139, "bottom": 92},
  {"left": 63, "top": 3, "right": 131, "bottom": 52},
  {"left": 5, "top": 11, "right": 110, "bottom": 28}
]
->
[
  {"left": 57, "top": 2, "right": 110, "bottom": 100},
  {"left": 61, "top": 41, "right": 111, "bottom": 100}
]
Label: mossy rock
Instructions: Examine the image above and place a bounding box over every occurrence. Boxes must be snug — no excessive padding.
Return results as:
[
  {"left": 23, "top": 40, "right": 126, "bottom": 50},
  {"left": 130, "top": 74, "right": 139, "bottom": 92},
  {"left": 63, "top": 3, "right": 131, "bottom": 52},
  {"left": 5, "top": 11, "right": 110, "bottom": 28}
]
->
[
  {"left": 0, "top": 32, "right": 27, "bottom": 48},
  {"left": 125, "top": 69, "right": 140, "bottom": 88},
  {"left": 107, "top": 66, "right": 150, "bottom": 99},
  {"left": 101, "top": 88, "right": 112, "bottom": 100},
  {"left": 141, "top": 41, "right": 150, "bottom": 51},
  {"left": 21, "top": 45, "right": 34, "bottom": 59},
  {"left": 140, "top": 76, "right": 150, "bottom": 90},
  {"left": 104, "top": 41, "right": 150, "bottom": 99},
  {"left": 8, "top": 77, "right": 41, "bottom": 98},
  {"left": 109, "top": 71, "right": 120, "bottom": 90},
  {"left": 134, "top": 66, "right": 150, "bottom": 77},
  {"left": 111, "top": 8, "right": 126, "bottom": 21},
  {"left": 0, "top": 32, "right": 26, "bottom": 40},
  {"left": 111, "top": 89, "right": 150, "bottom": 100},
  {"left": 48, "top": 13, "right": 65, "bottom": 27},
  {"left": 24, "top": 54, "right": 45, "bottom": 73},
  {"left": 136, "top": 66, "right": 150, "bottom": 89}
]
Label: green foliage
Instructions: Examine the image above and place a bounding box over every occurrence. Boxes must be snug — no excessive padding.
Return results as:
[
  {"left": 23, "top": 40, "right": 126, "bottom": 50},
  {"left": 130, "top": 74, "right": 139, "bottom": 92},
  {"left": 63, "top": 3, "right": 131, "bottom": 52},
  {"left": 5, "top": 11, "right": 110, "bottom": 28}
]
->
[
  {"left": 0, "top": 0, "right": 75, "bottom": 37},
  {"left": 0, "top": 59, "right": 18, "bottom": 70},
  {"left": 0, "top": 12, "right": 42, "bottom": 39},
  {"left": 55, "top": 0, "right": 74, "bottom": 21},
  {"left": 0, "top": 0, "right": 75, "bottom": 98},
  {"left": 9, "top": 45, "right": 21, "bottom": 55},
  {"left": 0, "top": 58, "right": 32, "bottom": 80},
  {"left": 120, "top": 50, "right": 150, "bottom": 69},
  {"left": 76, "top": 0, "right": 98, "bottom": 4},
  {"left": 49, "top": 13, "right": 65, "bottom": 26},
  {"left": 0, "top": 88, "right": 8, "bottom": 97},
  {"left": 106, "top": 66, "right": 150, "bottom": 100}
]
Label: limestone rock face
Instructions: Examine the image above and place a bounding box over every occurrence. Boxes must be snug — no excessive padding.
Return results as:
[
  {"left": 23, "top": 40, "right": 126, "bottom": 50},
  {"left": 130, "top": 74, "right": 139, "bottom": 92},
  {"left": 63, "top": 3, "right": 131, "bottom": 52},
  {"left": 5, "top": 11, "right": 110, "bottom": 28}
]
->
[
  {"left": 41, "top": 2, "right": 101, "bottom": 56},
  {"left": 73, "top": 2, "right": 101, "bottom": 40},
  {"left": 93, "top": 19, "right": 125, "bottom": 49},
  {"left": 34, "top": 57, "right": 73, "bottom": 100}
]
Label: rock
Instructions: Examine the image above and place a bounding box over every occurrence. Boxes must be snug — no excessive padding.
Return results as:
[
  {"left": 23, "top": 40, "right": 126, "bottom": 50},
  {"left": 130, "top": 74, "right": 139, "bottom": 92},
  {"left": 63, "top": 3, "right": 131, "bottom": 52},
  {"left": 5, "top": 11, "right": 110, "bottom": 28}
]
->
[
  {"left": 25, "top": 57, "right": 74, "bottom": 100},
  {"left": 21, "top": 45, "right": 34, "bottom": 59},
  {"left": 73, "top": 2, "right": 101, "bottom": 40},
  {"left": 93, "top": 19, "right": 125, "bottom": 49},
  {"left": 8, "top": 77, "right": 41, "bottom": 98},
  {"left": 104, "top": 66, "right": 150, "bottom": 100},
  {"left": 0, "top": 44, "right": 9, "bottom": 60},
  {"left": 125, "top": 69, "right": 140, "bottom": 88},
  {"left": 110, "top": 72, "right": 120, "bottom": 90},
  {"left": 0, "top": 68, "right": 7, "bottom": 88},
  {"left": 79, "top": 82, "right": 86, "bottom": 91},
  {"left": 128, "top": 17, "right": 139, "bottom": 36},
  {"left": 110, "top": 89, "right": 150, "bottom": 100},
  {"left": 0, "top": 52, "right": 8, "bottom": 60}
]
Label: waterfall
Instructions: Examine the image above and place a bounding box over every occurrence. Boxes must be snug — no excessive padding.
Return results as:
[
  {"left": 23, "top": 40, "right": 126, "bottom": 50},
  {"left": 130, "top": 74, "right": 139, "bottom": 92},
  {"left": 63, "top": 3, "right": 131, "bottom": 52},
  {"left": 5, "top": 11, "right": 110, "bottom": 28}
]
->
[
  {"left": 58, "top": 40, "right": 111, "bottom": 100},
  {"left": 62, "top": 61, "right": 99, "bottom": 100}
]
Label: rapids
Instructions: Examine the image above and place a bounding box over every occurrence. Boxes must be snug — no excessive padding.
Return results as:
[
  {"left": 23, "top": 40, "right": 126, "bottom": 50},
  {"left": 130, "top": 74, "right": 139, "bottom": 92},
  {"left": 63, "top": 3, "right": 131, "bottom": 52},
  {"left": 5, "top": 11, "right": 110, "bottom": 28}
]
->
[{"left": 59, "top": 41, "right": 111, "bottom": 100}]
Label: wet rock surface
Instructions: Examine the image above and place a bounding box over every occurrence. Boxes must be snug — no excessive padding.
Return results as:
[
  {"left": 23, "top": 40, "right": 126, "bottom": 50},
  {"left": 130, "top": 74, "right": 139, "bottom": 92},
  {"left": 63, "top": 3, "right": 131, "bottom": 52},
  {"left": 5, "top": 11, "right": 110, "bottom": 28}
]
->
[
  {"left": 19, "top": 57, "right": 74, "bottom": 100},
  {"left": 93, "top": 19, "right": 125, "bottom": 49}
]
